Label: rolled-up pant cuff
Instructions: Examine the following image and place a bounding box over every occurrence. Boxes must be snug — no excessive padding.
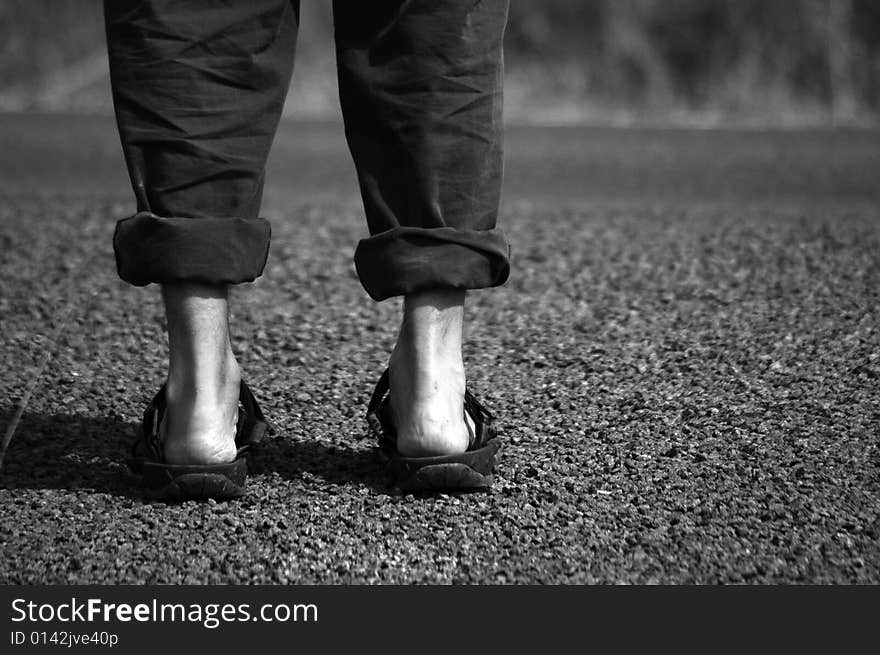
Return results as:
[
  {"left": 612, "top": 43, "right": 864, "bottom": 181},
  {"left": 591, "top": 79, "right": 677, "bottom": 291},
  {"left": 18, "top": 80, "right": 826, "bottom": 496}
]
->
[
  {"left": 113, "top": 212, "right": 271, "bottom": 286},
  {"left": 354, "top": 226, "right": 510, "bottom": 301}
]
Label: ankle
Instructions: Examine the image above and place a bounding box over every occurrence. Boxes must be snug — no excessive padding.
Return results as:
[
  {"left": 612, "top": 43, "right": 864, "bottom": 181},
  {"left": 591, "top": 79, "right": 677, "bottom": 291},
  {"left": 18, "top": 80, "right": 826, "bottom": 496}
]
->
[
  {"left": 401, "top": 289, "right": 465, "bottom": 330},
  {"left": 389, "top": 345, "right": 464, "bottom": 399},
  {"left": 397, "top": 288, "right": 465, "bottom": 354},
  {"left": 166, "top": 355, "right": 241, "bottom": 405},
  {"left": 161, "top": 281, "right": 239, "bottom": 402}
]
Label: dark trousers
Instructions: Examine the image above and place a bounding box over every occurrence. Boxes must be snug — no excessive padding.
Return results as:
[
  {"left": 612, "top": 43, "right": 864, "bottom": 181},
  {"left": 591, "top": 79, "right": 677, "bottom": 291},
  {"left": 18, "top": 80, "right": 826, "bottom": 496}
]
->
[{"left": 105, "top": 0, "right": 510, "bottom": 301}]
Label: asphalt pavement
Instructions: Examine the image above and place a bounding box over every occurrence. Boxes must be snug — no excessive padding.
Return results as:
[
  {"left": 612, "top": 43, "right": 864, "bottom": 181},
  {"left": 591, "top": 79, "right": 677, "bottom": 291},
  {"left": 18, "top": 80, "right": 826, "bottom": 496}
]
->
[{"left": 1, "top": 114, "right": 878, "bottom": 583}]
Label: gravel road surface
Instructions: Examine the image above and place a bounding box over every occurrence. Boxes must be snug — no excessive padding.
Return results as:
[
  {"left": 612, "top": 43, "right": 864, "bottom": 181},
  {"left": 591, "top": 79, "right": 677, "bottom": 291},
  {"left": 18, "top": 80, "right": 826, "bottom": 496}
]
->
[{"left": 1, "top": 115, "right": 878, "bottom": 583}]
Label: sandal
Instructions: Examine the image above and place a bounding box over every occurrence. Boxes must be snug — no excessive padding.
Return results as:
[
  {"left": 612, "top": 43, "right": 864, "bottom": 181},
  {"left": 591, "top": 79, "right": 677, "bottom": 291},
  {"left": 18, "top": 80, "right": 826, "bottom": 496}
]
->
[
  {"left": 126, "top": 381, "right": 269, "bottom": 501},
  {"left": 366, "top": 368, "right": 502, "bottom": 492}
]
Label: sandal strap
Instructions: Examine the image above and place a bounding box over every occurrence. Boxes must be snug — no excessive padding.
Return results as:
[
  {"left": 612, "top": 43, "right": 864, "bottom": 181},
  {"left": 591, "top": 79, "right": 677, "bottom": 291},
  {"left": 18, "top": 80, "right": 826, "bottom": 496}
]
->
[
  {"left": 237, "top": 381, "right": 269, "bottom": 445},
  {"left": 463, "top": 387, "right": 496, "bottom": 448},
  {"left": 365, "top": 369, "right": 391, "bottom": 452},
  {"left": 366, "top": 368, "right": 391, "bottom": 420},
  {"left": 132, "top": 384, "right": 167, "bottom": 462}
]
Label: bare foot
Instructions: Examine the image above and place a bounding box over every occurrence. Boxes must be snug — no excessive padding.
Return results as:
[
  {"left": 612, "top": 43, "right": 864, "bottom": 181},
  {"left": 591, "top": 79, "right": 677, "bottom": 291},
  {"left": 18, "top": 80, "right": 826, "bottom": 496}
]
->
[
  {"left": 159, "top": 282, "right": 240, "bottom": 465},
  {"left": 388, "top": 288, "right": 475, "bottom": 457}
]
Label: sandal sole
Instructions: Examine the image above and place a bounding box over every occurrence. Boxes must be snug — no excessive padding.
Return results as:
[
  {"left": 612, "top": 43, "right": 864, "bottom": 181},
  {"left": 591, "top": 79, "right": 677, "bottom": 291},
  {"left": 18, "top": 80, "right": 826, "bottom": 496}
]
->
[
  {"left": 139, "top": 459, "right": 247, "bottom": 501},
  {"left": 382, "top": 440, "right": 501, "bottom": 492},
  {"left": 396, "top": 463, "right": 495, "bottom": 492}
]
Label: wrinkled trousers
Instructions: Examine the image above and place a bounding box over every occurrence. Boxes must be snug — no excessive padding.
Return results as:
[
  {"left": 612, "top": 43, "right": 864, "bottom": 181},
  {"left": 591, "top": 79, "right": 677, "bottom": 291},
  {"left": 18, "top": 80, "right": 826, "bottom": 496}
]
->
[{"left": 105, "top": 0, "right": 510, "bottom": 301}]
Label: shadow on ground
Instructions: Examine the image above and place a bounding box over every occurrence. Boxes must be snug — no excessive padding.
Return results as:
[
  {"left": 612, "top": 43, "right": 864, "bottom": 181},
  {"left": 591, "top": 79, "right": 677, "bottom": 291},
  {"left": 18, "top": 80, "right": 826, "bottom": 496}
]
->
[
  {"left": 0, "top": 408, "right": 387, "bottom": 497},
  {"left": 0, "top": 408, "right": 136, "bottom": 497}
]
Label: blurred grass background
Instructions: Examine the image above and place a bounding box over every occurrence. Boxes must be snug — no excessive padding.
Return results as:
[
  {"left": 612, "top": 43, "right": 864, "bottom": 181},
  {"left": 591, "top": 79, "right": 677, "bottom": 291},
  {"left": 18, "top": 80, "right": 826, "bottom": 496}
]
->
[{"left": 1, "top": 0, "right": 878, "bottom": 125}]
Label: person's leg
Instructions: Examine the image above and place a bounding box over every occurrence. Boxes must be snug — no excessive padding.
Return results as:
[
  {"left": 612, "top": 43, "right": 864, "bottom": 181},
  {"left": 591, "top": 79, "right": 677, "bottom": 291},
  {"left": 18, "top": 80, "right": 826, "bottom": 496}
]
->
[
  {"left": 389, "top": 288, "right": 471, "bottom": 456},
  {"left": 334, "top": 0, "right": 510, "bottom": 456},
  {"left": 160, "top": 283, "right": 239, "bottom": 464},
  {"left": 105, "top": 0, "right": 299, "bottom": 463}
]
